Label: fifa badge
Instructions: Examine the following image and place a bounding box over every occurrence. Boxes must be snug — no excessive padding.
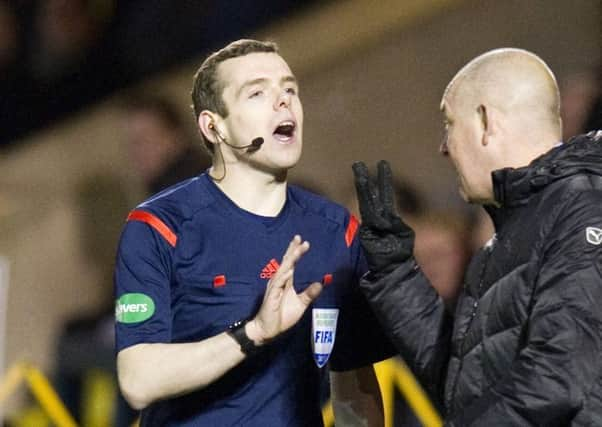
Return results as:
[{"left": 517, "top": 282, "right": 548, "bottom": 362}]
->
[{"left": 311, "top": 308, "right": 339, "bottom": 368}]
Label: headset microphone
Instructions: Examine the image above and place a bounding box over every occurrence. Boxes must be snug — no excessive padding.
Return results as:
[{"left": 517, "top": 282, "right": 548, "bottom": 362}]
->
[
  {"left": 250, "top": 137, "right": 264, "bottom": 149},
  {"left": 210, "top": 123, "right": 264, "bottom": 151}
]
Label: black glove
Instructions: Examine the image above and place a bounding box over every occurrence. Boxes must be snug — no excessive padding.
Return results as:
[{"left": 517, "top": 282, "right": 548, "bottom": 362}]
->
[{"left": 352, "top": 160, "right": 415, "bottom": 280}]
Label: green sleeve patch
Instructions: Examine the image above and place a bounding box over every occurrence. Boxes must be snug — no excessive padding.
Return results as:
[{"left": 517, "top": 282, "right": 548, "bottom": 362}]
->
[{"left": 115, "top": 293, "right": 155, "bottom": 323}]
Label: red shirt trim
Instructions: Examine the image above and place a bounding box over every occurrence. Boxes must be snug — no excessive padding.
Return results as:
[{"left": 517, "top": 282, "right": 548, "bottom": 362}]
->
[
  {"left": 127, "top": 210, "right": 177, "bottom": 247},
  {"left": 345, "top": 215, "right": 359, "bottom": 248}
]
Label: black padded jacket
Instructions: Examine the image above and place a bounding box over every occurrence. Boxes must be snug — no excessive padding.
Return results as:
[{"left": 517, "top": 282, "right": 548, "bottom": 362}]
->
[{"left": 361, "top": 133, "right": 602, "bottom": 426}]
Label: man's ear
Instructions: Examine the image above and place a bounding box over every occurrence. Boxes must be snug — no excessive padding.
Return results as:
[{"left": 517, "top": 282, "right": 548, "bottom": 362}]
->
[
  {"left": 478, "top": 104, "right": 493, "bottom": 146},
  {"left": 198, "top": 111, "right": 220, "bottom": 144}
]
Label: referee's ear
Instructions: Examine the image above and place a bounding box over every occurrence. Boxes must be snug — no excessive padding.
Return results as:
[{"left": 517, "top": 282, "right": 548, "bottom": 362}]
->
[{"left": 199, "top": 110, "right": 221, "bottom": 145}]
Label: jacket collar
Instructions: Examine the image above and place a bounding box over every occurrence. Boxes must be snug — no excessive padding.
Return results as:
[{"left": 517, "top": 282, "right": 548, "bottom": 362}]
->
[{"left": 486, "top": 132, "right": 602, "bottom": 227}]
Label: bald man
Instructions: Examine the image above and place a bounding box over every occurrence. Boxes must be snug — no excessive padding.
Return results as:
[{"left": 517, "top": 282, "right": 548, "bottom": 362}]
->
[{"left": 353, "top": 48, "right": 602, "bottom": 425}]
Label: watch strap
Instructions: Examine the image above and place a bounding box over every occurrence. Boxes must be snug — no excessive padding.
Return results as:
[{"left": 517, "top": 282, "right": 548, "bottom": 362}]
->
[{"left": 227, "top": 319, "right": 260, "bottom": 356}]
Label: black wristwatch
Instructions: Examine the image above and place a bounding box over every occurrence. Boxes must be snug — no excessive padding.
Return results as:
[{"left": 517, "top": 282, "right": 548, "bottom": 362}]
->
[{"left": 227, "top": 319, "right": 260, "bottom": 357}]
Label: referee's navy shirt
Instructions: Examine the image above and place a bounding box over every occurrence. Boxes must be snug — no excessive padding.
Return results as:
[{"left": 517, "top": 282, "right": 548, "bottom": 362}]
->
[{"left": 115, "top": 173, "right": 395, "bottom": 426}]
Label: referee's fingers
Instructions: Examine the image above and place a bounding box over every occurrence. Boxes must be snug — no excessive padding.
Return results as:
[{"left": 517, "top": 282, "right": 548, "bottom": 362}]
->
[
  {"left": 265, "top": 269, "right": 293, "bottom": 303},
  {"left": 298, "top": 282, "right": 323, "bottom": 306},
  {"left": 277, "top": 235, "right": 309, "bottom": 280},
  {"left": 266, "top": 236, "right": 308, "bottom": 296}
]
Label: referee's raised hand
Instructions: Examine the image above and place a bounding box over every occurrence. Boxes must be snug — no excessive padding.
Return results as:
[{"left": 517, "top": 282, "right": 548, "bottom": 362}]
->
[{"left": 246, "top": 235, "right": 323, "bottom": 345}]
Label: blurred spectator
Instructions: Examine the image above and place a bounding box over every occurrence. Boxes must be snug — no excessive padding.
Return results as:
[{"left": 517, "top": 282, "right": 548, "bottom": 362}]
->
[
  {"left": 0, "top": 0, "right": 118, "bottom": 145},
  {"left": 112, "top": 1, "right": 316, "bottom": 80},
  {"left": 394, "top": 180, "right": 425, "bottom": 218},
  {"left": 560, "top": 67, "right": 602, "bottom": 140},
  {"left": 413, "top": 211, "right": 471, "bottom": 306},
  {"left": 0, "top": 0, "right": 320, "bottom": 147},
  {"left": 29, "top": 0, "right": 107, "bottom": 85},
  {"left": 0, "top": 0, "right": 36, "bottom": 144},
  {"left": 0, "top": 1, "right": 19, "bottom": 71},
  {"left": 111, "top": 1, "right": 206, "bottom": 80},
  {"left": 582, "top": 69, "right": 602, "bottom": 132},
  {"left": 120, "top": 94, "right": 211, "bottom": 195},
  {"left": 29, "top": 0, "right": 119, "bottom": 126},
  {"left": 54, "top": 174, "right": 132, "bottom": 426}
]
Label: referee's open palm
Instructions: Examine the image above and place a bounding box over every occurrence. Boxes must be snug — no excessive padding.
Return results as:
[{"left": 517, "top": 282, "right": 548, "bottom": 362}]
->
[{"left": 254, "top": 235, "right": 323, "bottom": 342}]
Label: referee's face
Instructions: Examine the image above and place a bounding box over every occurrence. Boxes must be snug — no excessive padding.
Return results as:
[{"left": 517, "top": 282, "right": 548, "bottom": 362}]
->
[{"left": 217, "top": 52, "right": 304, "bottom": 173}]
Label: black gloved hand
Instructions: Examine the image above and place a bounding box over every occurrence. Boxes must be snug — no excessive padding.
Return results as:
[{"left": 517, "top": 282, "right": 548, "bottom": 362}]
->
[{"left": 352, "top": 160, "right": 415, "bottom": 280}]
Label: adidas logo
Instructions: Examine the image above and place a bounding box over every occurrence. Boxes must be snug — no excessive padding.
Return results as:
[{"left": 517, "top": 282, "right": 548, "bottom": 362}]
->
[{"left": 260, "top": 258, "right": 280, "bottom": 279}]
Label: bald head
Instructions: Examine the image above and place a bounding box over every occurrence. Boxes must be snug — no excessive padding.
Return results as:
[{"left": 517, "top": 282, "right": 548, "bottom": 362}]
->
[
  {"left": 439, "top": 49, "right": 564, "bottom": 205},
  {"left": 444, "top": 48, "right": 562, "bottom": 141}
]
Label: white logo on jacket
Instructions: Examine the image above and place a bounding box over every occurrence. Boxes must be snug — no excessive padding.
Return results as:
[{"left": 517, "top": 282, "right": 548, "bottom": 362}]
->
[{"left": 586, "top": 227, "right": 602, "bottom": 245}]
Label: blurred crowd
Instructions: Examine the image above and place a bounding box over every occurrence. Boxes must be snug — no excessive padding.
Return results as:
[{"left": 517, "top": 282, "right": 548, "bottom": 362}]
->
[
  {"left": 560, "top": 66, "right": 602, "bottom": 141},
  {"left": 0, "top": 0, "right": 319, "bottom": 147}
]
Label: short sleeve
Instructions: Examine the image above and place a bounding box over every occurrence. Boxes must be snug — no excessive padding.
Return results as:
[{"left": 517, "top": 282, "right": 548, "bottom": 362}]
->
[
  {"left": 114, "top": 218, "right": 174, "bottom": 352},
  {"left": 329, "top": 216, "right": 396, "bottom": 371}
]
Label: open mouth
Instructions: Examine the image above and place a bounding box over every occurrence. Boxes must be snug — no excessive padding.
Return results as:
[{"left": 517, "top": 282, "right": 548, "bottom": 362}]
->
[{"left": 273, "top": 120, "right": 296, "bottom": 142}]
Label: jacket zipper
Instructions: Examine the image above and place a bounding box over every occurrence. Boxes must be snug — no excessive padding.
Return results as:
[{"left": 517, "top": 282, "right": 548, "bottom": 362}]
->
[{"left": 447, "top": 234, "right": 497, "bottom": 410}]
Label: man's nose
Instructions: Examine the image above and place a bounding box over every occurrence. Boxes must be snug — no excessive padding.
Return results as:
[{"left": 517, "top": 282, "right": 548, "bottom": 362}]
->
[
  {"left": 275, "top": 92, "right": 291, "bottom": 110},
  {"left": 439, "top": 139, "right": 449, "bottom": 156}
]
